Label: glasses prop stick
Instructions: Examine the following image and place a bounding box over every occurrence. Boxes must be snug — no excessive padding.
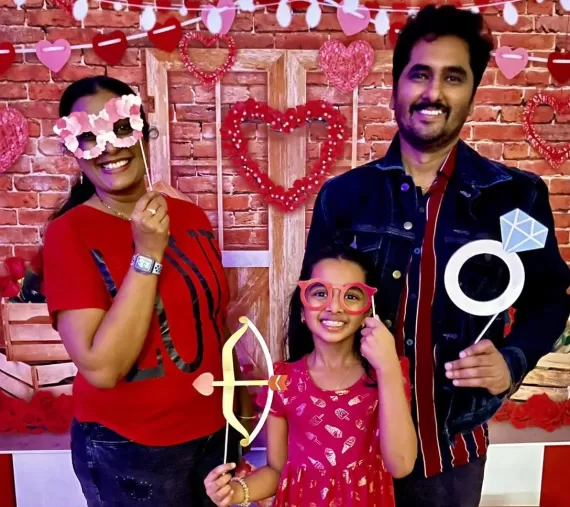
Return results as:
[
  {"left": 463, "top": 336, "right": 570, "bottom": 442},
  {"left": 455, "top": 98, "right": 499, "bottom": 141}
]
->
[
  {"left": 193, "top": 316, "right": 288, "bottom": 464},
  {"left": 444, "top": 209, "right": 547, "bottom": 344}
]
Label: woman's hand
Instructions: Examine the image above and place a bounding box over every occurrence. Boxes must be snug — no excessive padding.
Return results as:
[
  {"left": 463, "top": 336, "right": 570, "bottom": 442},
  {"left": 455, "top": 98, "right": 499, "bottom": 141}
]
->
[
  {"left": 360, "top": 317, "right": 401, "bottom": 378},
  {"left": 204, "top": 463, "right": 240, "bottom": 507},
  {"left": 131, "top": 191, "right": 169, "bottom": 260}
]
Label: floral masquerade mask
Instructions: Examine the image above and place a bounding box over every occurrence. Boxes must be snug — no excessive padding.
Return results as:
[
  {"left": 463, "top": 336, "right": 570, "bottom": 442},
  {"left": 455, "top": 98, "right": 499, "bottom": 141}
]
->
[{"left": 53, "top": 94, "right": 144, "bottom": 160}]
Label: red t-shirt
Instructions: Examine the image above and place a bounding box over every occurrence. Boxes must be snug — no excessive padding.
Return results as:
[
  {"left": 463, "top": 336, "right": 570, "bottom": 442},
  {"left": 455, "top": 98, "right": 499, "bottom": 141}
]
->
[{"left": 42, "top": 197, "right": 227, "bottom": 446}]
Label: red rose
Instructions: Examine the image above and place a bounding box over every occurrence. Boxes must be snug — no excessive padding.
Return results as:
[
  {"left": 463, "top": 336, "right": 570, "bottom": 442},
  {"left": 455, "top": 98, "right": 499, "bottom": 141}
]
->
[
  {"left": 526, "top": 394, "right": 564, "bottom": 432},
  {"left": 4, "top": 257, "right": 26, "bottom": 280},
  {"left": 510, "top": 401, "right": 534, "bottom": 429},
  {"left": 493, "top": 400, "right": 515, "bottom": 422}
]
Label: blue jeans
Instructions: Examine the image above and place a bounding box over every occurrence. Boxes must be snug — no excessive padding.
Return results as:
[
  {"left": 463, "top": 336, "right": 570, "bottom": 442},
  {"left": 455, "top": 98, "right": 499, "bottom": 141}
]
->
[{"left": 71, "top": 419, "right": 240, "bottom": 507}]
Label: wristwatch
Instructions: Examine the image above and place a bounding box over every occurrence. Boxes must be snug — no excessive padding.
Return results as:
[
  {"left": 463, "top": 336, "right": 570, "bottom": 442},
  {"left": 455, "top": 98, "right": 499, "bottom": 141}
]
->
[{"left": 130, "top": 254, "right": 162, "bottom": 275}]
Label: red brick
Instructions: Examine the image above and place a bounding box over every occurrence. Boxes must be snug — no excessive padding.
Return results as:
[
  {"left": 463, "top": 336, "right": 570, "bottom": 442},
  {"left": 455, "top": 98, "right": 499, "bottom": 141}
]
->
[
  {"left": 171, "top": 122, "right": 202, "bottom": 141},
  {"left": 27, "top": 10, "right": 77, "bottom": 27},
  {"left": 503, "top": 143, "right": 530, "bottom": 160},
  {"left": 0, "top": 84, "right": 27, "bottom": 100},
  {"left": 84, "top": 48, "right": 141, "bottom": 67},
  {"left": 233, "top": 211, "right": 268, "bottom": 227},
  {"left": 358, "top": 106, "right": 393, "bottom": 123},
  {"left": 551, "top": 179, "right": 570, "bottom": 195},
  {"left": 14, "top": 176, "right": 69, "bottom": 192},
  {"left": 254, "top": 12, "right": 311, "bottom": 32},
  {"left": 554, "top": 213, "right": 570, "bottom": 229},
  {"left": 358, "top": 89, "right": 392, "bottom": 106},
  {"left": 32, "top": 157, "right": 78, "bottom": 175},
  {"left": 365, "top": 125, "right": 398, "bottom": 141},
  {"left": 18, "top": 209, "right": 53, "bottom": 226},
  {"left": 39, "top": 193, "right": 66, "bottom": 209},
  {"left": 527, "top": 0, "right": 555, "bottom": 15},
  {"left": 2, "top": 64, "right": 50, "bottom": 82},
  {"left": 475, "top": 89, "right": 522, "bottom": 105},
  {"left": 483, "top": 14, "right": 533, "bottom": 32},
  {"left": 170, "top": 87, "right": 195, "bottom": 103},
  {"left": 556, "top": 230, "right": 570, "bottom": 245},
  {"left": 499, "top": 34, "right": 555, "bottom": 51},
  {"left": 0, "top": 176, "right": 12, "bottom": 191},
  {"left": 171, "top": 143, "right": 193, "bottom": 158},
  {"left": 224, "top": 229, "right": 268, "bottom": 249},
  {"left": 231, "top": 33, "right": 274, "bottom": 49},
  {"left": 275, "top": 33, "right": 328, "bottom": 50},
  {"left": 0, "top": 210, "right": 17, "bottom": 225},
  {"left": 28, "top": 83, "right": 68, "bottom": 101},
  {"left": 470, "top": 106, "right": 500, "bottom": 122},
  {"left": 472, "top": 125, "right": 524, "bottom": 142},
  {"left": 15, "top": 102, "right": 59, "bottom": 120},
  {"left": 0, "top": 245, "right": 13, "bottom": 258},
  {"left": 178, "top": 176, "right": 217, "bottom": 194},
  {"left": 5, "top": 157, "right": 31, "bottom": 174},
  {"left": 14, "top": 246, "right": 41, "bottom": 261},
  {"left": 193, "top": 141, "right": 217, "bottom": 158},
  {"left": 519, "top": 160, "right": 560, "bottom": 176},
  {"left": 0, "top": 227, "right": 38, "bottom": 243},
  {"left": 475, "top": 143, "right": 502, "bottom": 160},
  {"left": 106, "top": 67, "right": 146, "bottom": 85},
  {"left": 38, "top": 139, "right": 65, "bottom": 157},
  {"left": 0, "top": 26, "right": 44, "bottom": 44}
]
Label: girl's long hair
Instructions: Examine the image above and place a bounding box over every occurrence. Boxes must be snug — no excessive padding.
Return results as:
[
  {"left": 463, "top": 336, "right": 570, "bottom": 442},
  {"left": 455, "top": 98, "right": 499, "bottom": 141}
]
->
[
  {"left": 284, "top": 244, "right": 379, "bottom": 385},
  {"left": 48, "top": 76, "right": 152, "bottom": 223}
]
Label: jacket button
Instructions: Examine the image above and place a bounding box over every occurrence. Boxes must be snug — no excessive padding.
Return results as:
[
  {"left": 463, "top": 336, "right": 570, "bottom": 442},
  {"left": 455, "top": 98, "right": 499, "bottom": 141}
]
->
[
  {"left": 384, "top": 319, "right": 393, "bottom": 328},
  {"left": 392, "top": 270, "right": 402, "bottom": 279},
  {"left": 403, "top": 221, "right": 413, "bottom": 230}
]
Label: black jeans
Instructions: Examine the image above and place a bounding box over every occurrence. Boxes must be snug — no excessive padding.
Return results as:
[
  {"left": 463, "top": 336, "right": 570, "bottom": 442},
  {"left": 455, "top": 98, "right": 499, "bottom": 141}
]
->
[
  {"left": 71, "top": 419, "right": 240, "bottom": 507},
  {"left": 394, "top": 456, "right": 487, "bottom": 507}
]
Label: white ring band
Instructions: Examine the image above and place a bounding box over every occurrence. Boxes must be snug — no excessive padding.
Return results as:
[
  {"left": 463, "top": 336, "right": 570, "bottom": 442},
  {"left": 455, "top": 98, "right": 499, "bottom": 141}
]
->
[
  {"left": 444, "top": 239, "right": 525, "bottom": 317},
  {"left": 147, "top": 208, "right": 157, "bottom": 216}
]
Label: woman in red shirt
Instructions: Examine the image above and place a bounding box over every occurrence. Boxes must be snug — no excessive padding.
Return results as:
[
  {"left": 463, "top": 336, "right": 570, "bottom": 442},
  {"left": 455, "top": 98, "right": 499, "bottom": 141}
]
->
[{"left": 42, "top": 76, "right": 251, "bottom": 507}]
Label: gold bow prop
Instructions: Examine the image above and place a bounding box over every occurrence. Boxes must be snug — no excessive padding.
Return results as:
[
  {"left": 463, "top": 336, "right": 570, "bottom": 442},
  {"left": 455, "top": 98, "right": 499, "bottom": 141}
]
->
[{"left": 193, "top": 316, "right": 287, "bottom": 462}]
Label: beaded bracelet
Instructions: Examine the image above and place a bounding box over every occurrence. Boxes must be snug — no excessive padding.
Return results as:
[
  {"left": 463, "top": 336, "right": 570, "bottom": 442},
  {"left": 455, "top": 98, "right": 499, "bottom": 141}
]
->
[{"left": 230, "top": 476, "right": 251, "bottom": 507}]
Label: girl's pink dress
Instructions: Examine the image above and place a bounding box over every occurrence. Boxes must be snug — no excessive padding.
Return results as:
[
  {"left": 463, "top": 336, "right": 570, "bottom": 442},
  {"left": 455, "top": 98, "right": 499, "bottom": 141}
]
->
[{"left": 257, "top": 357, "right": 411, "bottom": 507}]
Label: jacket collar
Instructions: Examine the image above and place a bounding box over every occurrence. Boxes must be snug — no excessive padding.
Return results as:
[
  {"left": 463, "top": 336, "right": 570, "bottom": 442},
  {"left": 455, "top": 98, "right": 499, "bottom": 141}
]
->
[{"left": 374, "top": 134, "right": 512, "bottom": 190}]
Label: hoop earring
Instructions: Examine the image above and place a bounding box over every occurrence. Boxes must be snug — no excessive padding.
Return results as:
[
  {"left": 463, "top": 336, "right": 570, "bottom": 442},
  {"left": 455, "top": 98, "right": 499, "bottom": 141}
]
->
[
  {"left": 301, "top": 314, "right": 305, "bottom": 323},
  {"left": 79, "top": 172, "right": 83, "bottom": 184}
]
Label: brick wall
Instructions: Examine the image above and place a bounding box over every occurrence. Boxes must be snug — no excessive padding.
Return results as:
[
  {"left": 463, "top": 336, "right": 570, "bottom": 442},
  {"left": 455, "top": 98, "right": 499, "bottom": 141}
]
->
[{"left": 0, "top": 0, "right": 569, "bottom": 259}]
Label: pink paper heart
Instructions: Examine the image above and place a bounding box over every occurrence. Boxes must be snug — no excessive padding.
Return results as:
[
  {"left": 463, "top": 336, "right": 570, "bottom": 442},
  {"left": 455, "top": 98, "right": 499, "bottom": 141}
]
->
[
  {"left": 35, "top": 39, "right": 71, "bottom": 73},
  {"left": 495, "top": 46, "right": 528, "bottom": 80},
  {"left": 201, "top": 0, "right": 236, "bottom": 35},
  {"left": 0, "top": 108, "right": 28, "bottom": 173},
  {"left": 337, "top": 2, "right": 371, "bottom": 36},
  {"left": 318, "top": 40, "right": 375, "bottom": 94},
  {"left": 193, "top": 372, "right": 215, "bottom": 396}
]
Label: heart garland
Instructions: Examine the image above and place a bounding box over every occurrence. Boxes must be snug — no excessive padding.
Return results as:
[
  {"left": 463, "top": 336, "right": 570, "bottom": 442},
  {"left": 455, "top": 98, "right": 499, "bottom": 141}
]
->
[
  {"left": 547, "top": 52, "right": 570, "bottom": 85},
  {"left": 522, "top": 91, "right": 570, "bottom": 169},
  {"left": 221, "top": 99, "right": 348, "bottom": 212},
  {"left": 494, "top": 46, "right": 528, "bottom": 80},
  {"left": 179, "top": 33, "right": 237, "bottom": 88},
  {"left": 318, "top": 40, "right": 374, "bottom": 94},
  {"left": 148, "top": 17, "right": 182, "bottom": 53},
  {"left": 93, "top": 31, "right": 128, "bottom": 66},
  {"left": 0, "top": 42, "right": 15, "bottom": 76},
  {"left": 0, "top": 107, "right": 28, "bottom": 173}
]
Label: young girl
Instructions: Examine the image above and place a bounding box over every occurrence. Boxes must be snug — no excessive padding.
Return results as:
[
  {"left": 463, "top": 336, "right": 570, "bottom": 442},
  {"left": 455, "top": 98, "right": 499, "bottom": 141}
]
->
[{"left": 204, "top": 245, "right": 417, "bottom": 507}]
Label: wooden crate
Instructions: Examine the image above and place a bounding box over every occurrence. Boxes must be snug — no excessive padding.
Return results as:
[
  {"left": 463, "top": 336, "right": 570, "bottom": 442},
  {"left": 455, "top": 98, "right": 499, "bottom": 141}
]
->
[
  {"left": 1, "top": 300, "right": 69, "bottom": 362},
  {"left": 0, "top": 351, "right": 76, "bottom": 400},
  {"left": 511, "top": 352, "right": 570, "bottom": 403}
]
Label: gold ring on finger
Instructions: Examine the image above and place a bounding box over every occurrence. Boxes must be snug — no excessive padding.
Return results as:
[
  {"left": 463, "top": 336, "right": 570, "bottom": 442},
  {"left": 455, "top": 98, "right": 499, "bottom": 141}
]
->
[{"left": 147, "top": 208, "right": 157, "bottom": 216}]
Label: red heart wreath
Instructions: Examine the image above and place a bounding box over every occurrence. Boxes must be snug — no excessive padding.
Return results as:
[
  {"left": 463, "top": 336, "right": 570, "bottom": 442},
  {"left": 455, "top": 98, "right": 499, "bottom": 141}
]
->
[
  {"left": 522, "top": 91, "right": 570, "bottom": 169},
  {"left": 179, "top": 32, "right": 237, "bottom": 89},
  {"left": 221, "top": 99, "right": 348, "bottom": 212}
]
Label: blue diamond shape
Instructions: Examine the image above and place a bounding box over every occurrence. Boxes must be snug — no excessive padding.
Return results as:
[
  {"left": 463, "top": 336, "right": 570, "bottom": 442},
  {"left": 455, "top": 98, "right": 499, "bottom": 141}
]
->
[{"left": 500, "top": 209, "right": 548, "bottom": 254}]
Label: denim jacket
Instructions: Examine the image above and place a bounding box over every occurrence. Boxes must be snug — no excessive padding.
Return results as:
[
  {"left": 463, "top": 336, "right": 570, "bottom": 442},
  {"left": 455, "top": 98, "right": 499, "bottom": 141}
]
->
[{"left": 305, "top": 136, "right": 570, "bottom": 445}]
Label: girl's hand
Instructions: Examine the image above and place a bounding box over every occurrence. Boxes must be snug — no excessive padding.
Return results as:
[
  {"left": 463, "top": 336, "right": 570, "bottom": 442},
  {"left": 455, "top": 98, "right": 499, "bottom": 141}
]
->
[
  {"left": 131, "top": 191, "right": 170, "bottom": 260},
  {"left": 204, "top": 463, "right": 239, "bottom": 507},
  {"left": 360, "top": 317, "right": 400, "bottom": 377}
]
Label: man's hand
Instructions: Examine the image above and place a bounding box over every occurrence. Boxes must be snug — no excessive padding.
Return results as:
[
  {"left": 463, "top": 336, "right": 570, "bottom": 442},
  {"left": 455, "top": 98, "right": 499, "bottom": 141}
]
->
[{"left": 444, "top": 339, "right": 512, "bottom": 396}]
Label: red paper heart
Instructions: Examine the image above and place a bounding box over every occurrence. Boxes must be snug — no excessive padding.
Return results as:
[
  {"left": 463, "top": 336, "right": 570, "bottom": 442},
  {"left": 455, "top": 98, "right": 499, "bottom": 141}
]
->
[
  {"left": 4, "top": 257, "right": 26, "bottom": 280},
  {"left": 0, "top": 107, "right": 28, "bottom": 173},
  {"left": 93, "top": 31, "right": 128, "bottom": 66},
  {"left": 318, "top": 40, "right": 375, "bottom": 94},
  {"left": 0, "top": 42, "right": 15, "bottom": 76},
  {"left": 221, "top": 99, "right": 348, "bottom": 212},
  {"left": 148, "top": 17, "right": 182, "bottom": 53},
  {"left": 523, "top": 91, "right": 570, "bottom": 169},
  {"left": 388, "top": 21, "right": 405, "bottom": 47},
  {"left": 49, "top": 0, "right": 73, "bottom": 16},
  {"left": 547, "top": 52, "right": 570, "bottom": 85},
  {"left": 178, "top": 33, "right": 237, "bottom": 89}
]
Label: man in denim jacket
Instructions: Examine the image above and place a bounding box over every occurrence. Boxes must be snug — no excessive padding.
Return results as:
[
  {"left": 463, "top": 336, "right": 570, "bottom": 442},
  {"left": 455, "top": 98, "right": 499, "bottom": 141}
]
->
[{"left": 304, "top": 5, "right": 570, "bottom": 507}]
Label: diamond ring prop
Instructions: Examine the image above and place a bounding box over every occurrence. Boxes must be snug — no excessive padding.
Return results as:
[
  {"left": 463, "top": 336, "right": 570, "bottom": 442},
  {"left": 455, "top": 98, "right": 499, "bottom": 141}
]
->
[
  {"left": 444, "top": 209, "right": 547, "bottom": 343},
  {"left": 193, "top": 316, "right": 288, "bottom": 463}
]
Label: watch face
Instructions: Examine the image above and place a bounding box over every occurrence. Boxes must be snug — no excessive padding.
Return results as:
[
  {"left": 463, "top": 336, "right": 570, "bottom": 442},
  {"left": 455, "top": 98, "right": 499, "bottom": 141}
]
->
[{"left": 136, "top": 257, "right": 153, "bottom": 271}]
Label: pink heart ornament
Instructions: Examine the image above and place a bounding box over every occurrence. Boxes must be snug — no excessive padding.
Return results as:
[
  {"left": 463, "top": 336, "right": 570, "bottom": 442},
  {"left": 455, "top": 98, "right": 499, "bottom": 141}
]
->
[
  {"left": 201, "top": 0, "right": 236, "bottom": 35},
  {"left": 193, "top": 372, "right": 215, "bottom": 396},
  {"left": 35, "top": 39, "right": 71, "bottom": 73},
  {"left": 0, "top": 108, "right": 28, "bottom": 173},
  {"left": 318, "top": 40, "right": 374, "bottom": 93},
  {"left": 495, "top": 46, "right": 528, "bottom": 80},
  {"left": 337, "top": 2, "right": 371, "bottom": 36}
]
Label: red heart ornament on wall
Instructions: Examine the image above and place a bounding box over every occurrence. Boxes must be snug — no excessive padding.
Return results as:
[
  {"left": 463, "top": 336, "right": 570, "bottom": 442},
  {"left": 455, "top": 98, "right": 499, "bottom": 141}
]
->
[
  {"left": 221, "top": 99, "right": 348, "bottom": 212},
  {"left": 178, "top": 32, "right": 237, "bottom": 89},
  {"left": 0, "top": 42, "right": 16, "bottom": 76},
  {"left": 547, "top": 52, "right": 570, "bottom": 85},
  {"left": 318, "top": 40, "right": 375, "bottom": 94},
  {"left": 522, "top": 91, "right": 570, "bottom": 169},
  {"left": 148, "top": 17, "right": 182, "bottom": 53},
  {"left": 0, "top": 107, "right": 28, "bottom": 173},
  {"left": 388, "top": 21, "right": 405, "bottom": 47},
  {"left": 93, "top": 31, "right": 128, "bottom": 66}
]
